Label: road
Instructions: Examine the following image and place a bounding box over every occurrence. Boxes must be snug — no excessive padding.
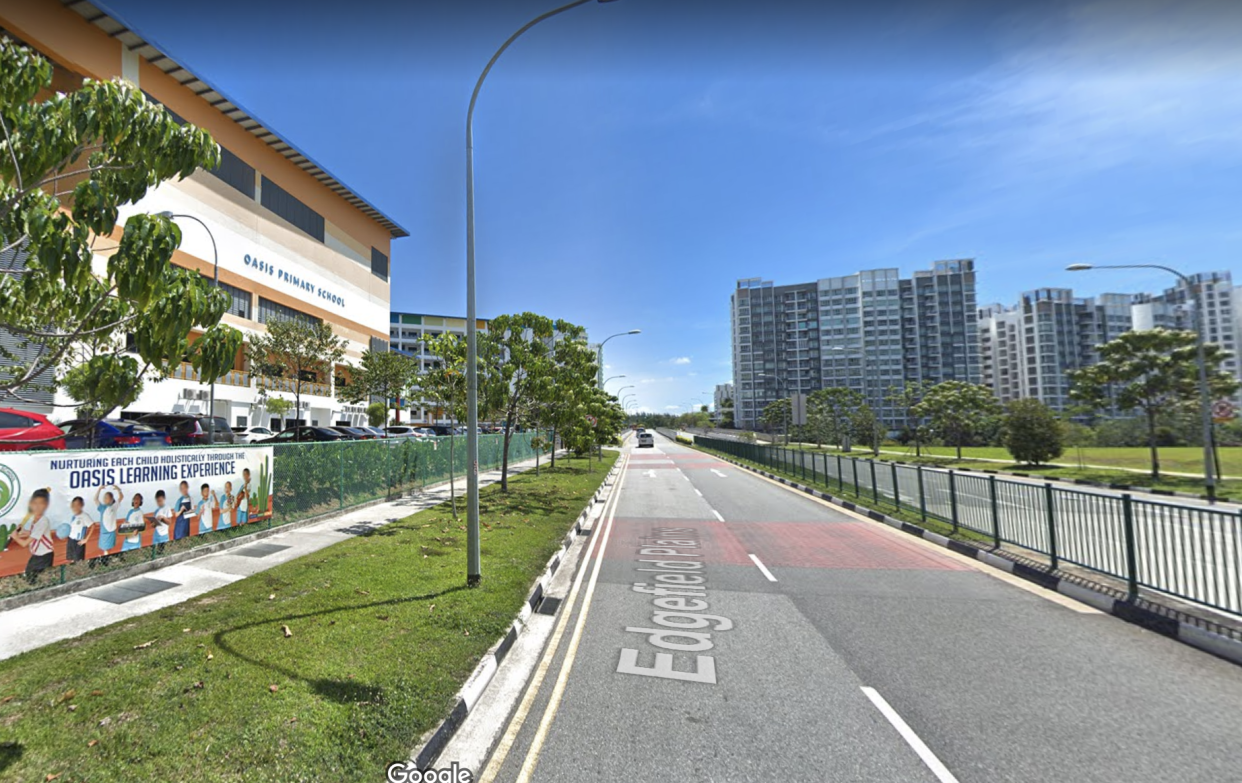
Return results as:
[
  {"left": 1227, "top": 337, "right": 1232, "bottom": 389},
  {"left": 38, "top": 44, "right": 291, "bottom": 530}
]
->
[{"left": 477, "top": 433, "right": 1242, "bottom": 783}]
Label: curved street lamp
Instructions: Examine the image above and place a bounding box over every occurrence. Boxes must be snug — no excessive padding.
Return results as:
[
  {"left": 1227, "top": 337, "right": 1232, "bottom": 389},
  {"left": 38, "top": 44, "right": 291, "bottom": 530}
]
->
[
  {"left": 603, "top": 375, "right": 626, "bottom": 389},
  {"left": 463, "top": 0, "right": 622, "bottom": 586},
  {"left": 1068, "top": 262, "right": 1220, "bottom": 501},
  {"left": 597, "top": 329, "right": 641, "bottom": 388}
]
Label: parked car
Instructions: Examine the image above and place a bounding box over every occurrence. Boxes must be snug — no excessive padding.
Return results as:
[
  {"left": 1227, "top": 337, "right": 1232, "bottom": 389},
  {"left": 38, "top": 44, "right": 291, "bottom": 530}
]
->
[
  {"left": 0, "top": 408, "right": 65, "bottom": 451},
  {"left": 60, "top": 419, "right": 171, "bottom": 450},
  {"left": 359, "top": 426, "right": 388, "bottom": 438},
  {"left": 384, "top": 425, "right": 419, "bottom": 438},
  {"left": 414, "top": 427, "right": 438, "bottom": 438},
  {"left": 329, "top": 426, "right": 372, "bottom": 440},
  {"left": 258, "top": 426, "right": 344, "bottom": 444},
  {"left": 233, "top": 425, "right": 275, "bottom": 444},
  {"left": 136, "top": 413, "right": 236, "bottom": 445}
]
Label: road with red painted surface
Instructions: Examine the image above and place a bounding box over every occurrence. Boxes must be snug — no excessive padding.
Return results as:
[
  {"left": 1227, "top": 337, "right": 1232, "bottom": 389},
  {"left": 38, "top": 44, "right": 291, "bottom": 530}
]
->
[{"left": 483, "top": 434, "right": 1242, "bottom": 783}]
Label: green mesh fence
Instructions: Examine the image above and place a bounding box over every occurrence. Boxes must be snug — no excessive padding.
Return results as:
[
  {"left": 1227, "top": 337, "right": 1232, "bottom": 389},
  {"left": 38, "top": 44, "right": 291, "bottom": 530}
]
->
[{"left": 0, "top": 432, "right": 541, "bottom": 599}]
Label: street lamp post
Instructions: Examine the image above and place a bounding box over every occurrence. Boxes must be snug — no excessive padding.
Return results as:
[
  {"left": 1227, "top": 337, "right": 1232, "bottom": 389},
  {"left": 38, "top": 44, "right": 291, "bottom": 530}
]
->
[
  {"left": 603, "top": 375, "right": 626, "bottom": 389},
  {"left": 159, "top": 211, "right": 219, "bottom": 444},
  {"left": 1068, "top": 262, "right": 1220, "bottom": 502},
  {"left": 597, "top": 329, "right": 641, "bottom": 388},
  {"left": 464, "top": 0, "right": 621, "bottom": 586}
]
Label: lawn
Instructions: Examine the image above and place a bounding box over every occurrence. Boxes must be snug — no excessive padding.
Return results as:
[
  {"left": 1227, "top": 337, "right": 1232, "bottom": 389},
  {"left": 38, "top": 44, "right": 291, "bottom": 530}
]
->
[{"left": 0, "top": 453, "right": 615, "bottom": 783}]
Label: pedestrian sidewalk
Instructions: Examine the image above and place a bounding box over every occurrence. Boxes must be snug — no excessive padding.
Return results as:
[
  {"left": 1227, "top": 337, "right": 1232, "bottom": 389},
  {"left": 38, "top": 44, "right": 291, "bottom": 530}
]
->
[{"left": 0, "top": 453, "right": 557, "bottom": 661}]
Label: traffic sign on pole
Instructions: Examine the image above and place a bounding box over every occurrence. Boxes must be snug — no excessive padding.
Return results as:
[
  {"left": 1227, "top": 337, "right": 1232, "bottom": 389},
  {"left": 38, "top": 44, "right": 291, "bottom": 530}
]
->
[{"left": 1212, "top": 399, "right": 1236, "bottom": 424}]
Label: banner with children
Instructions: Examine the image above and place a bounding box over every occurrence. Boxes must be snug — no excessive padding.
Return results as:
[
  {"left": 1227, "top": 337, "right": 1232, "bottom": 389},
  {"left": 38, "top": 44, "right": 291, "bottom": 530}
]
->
[{"left": 0, "top": 447, "right": 274, "bottom": 583}]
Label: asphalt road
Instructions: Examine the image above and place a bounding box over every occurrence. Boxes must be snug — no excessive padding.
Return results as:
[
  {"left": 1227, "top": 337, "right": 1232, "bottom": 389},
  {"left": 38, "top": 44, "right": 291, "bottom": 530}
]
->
[{"left": 478, "top": 433, "right": 1242, "bottom": 783}]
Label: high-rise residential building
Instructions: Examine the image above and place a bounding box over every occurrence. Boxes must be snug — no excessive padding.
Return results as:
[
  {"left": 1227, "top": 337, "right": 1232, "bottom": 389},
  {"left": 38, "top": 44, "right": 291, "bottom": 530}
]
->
[
  {"left": 713, "top": 383, "right": 734, "bottom": 410},
  {"left": 731, "top": 259, "right": 979, "bottom": 430},
  {"left": 979, "top": 289, "right": 1134, "bottom": 411},
  {"left": 389, "top": 312, "right": 488, "bottom": 424},
  {"left": 1131, "top": 271, "right": 1241, "bottom": 388}
]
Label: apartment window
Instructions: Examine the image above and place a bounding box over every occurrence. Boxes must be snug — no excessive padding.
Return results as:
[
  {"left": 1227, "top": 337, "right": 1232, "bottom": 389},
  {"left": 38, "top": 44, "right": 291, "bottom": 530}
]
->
[
  {"left": 258, "top": 297, "right": 320, "bottom": 326},
  {"left": 260, "top": 176, "right": 325, "bottom": 241},
  {"left": 371, "top": 247, "right": 389, "bottom": 281}
]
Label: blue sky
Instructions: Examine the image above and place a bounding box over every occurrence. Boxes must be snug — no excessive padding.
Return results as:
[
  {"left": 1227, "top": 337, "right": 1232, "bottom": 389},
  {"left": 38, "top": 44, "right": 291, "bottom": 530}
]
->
[{"left": 109, "top": 0, "right": 1242, "bottom": 413}]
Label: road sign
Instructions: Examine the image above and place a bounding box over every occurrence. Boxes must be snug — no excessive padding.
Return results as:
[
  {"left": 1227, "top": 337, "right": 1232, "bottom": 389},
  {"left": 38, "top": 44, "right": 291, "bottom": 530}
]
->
[{"left": 1212, "top": 399, "right": 1236, "bottom": 424}]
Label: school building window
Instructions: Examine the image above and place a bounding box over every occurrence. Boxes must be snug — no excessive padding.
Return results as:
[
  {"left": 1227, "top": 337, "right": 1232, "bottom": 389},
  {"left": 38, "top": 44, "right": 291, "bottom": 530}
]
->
[
  {"left": 371, "top": 247, "right": 389, "bottom": 281},
  {"left": 216, "top": 280, "right": 252, "bottom": 319},
  {"left": 209, "top": 146, "right": 256, "bottom": 199},
  {"left": 260, "top": 176, "right": 325, "bottom": 242},
  {"left": 258, "top": 297, "right": 320, "bottom": 327}
]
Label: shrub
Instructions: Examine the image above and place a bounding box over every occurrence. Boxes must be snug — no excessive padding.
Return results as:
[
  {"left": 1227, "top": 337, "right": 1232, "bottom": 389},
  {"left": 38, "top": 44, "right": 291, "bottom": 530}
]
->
[{"left": 1003, "top": 398, "right": 1065, "bottom": 465}]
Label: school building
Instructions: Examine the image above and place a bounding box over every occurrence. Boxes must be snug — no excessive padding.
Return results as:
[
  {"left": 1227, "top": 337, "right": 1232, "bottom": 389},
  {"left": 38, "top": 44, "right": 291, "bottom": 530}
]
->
[{"left": 0, "top": 0, "right": 407, "bottom": 429}]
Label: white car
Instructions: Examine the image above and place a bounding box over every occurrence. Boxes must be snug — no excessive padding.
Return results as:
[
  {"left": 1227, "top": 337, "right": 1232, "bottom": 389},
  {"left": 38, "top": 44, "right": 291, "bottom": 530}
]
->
[
  {"left": 233, "top": 425, "right": 275, "bottom": 444},
  {"left": 637, "top": 432, "right": 654, "bottom": 448},
  {"left": 384, "top": 425, "right": 419, "bottom": 438}
]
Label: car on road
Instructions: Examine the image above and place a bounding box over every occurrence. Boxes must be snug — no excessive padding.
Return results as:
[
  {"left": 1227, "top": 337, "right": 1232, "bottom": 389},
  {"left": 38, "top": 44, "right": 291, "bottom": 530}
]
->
[
  {"left": 257, "top": 426, "right": 344, "bottom": 444},
  {"left": 637, "top": 432, "right": 654, "bottom": 448},
  {"left": 137, "top": 413, "right": 236, "bottom": 445},
  {"left": 0, "top": 408, "right": 65, "bottom": 451},
  {"left": 383, "top": 425, "right": 419, "bottom": 438},
  {"left": 232, "top": 425, "right": 275, "bottom": 444},
  {"left": 60, "top": 419, "right": 171, "bottom": 450}
]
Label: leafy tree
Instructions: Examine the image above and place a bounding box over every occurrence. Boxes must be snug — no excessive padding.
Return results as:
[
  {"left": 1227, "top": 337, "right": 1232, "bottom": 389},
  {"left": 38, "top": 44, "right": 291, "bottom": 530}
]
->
[
  {"left": 807, "top": 387, "right": 863, "bottom": 451},
  {"left": 887, "top": 381, "right": 932, "bottom": 457},
  {"left": 480, "top": 313, "right": 592, "bottom": 491},
  {"left": 850, "top": 404, "right": 879, "bottom": 456},
  {"left": 422, "top": 332, "right": 472, "bottom": 516},
  {"left": 1070, "top": 328, "right": 1238, "bottom": 478},
  {"left": 366, "top": 401, "right": 387, "bottom": 427},
  {"left": 248, "top": 318, "right": 347, "bottom": 426},
  {"left": 533, "top": 332, "right": 597, "bottom": 469},
  {"left": 0, "top": 40, "right": 242, "bottom": 416},
  {"left": 719, "top": 396, "right": 735, "bottom": 429},
  {"left": 264, "top": 395, "right": 293, "bottom": 428},
  {"left": 759, "top": 398, "right": 791, "bottom": 443},
  {"left": 346, "top": 348, "right": 417, "bottom": 423},
  {"left": 913, "top": 381, "right": 1003, "bottom": 460},
  {"left": 1002, "top": 398, "right": 1064, "bottom": 465}
]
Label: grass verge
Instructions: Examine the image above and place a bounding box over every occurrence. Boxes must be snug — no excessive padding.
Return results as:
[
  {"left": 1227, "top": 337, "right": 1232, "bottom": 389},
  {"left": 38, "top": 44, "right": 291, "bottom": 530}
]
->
[{"left": 0, "top": 453, "right": 616, "bottom": 783}]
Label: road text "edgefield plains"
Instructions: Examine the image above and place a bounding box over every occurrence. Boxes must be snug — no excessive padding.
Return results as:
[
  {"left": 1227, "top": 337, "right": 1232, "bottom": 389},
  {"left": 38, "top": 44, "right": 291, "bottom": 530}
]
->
[{"left": 617, "top": 526, "right": 732, "bottom": 684}]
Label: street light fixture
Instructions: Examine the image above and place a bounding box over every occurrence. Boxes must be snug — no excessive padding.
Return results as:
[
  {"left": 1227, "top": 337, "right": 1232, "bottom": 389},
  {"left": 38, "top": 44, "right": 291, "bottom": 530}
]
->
[
  {"left": 597, "top": 329, "right": 642, "bottom": 388},
  {"left": 158, "top": 211, "right": 220, "bottom": 443},
  {"left": 1068, "top": 262, "right": 1220, "bottom": 501},
  {"left": 464, "top": 0, "right": 621, "bottom": 587},
  {"left": 603, "top": 375, "right": 626, "bottom": 389}
]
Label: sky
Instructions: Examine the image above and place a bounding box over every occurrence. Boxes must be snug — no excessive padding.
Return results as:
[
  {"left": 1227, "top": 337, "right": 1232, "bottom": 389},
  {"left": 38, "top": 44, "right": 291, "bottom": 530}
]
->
[{"left": 106, "top": 0, "right": 1242, "bottom": 414}]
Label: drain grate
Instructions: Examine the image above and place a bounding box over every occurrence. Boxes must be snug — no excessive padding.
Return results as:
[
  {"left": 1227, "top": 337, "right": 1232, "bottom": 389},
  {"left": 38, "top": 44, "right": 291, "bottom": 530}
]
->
[
  {"left": 536, "top": 596, "right": 563, "bottom": 615},
  {"left": 84, "top": 577, "right": 180, "bottom": 604},
  {"left": 234, "top": 543, "right": 291, "bottom": 558}
]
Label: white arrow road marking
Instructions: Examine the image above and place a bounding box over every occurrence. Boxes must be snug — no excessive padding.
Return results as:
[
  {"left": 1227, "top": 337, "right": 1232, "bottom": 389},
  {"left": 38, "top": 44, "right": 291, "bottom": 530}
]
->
[
  {"left": 644, "top": 470, "right": 656, "bottom": 478},
  {"left": 710, "top": 469, "right": 727, "bottom": 478}
]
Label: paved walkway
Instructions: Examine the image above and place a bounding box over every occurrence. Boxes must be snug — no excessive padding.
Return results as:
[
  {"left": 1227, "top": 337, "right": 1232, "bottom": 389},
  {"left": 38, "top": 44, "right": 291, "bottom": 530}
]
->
[{"left": 0, "top": 453, "right": 559, "bottom": 661}]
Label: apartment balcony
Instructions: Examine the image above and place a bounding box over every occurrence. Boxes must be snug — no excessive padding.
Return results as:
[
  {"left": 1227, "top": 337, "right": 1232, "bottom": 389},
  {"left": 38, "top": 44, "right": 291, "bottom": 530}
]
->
[{"left": 256, "top": 375, "right": 332, "bottom": 398}]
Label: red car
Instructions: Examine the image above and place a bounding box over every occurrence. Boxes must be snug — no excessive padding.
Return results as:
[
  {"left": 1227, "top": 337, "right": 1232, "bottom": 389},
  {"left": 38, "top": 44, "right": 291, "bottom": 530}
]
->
[{"left": 0, "top": 408, "right": 66, "bottom": 451}]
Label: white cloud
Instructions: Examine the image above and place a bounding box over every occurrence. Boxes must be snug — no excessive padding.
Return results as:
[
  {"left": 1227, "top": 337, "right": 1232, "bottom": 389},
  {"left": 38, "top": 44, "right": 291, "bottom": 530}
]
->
[
  {"left": 668, "top": 357, "right": 692, "bottom": 365},
  {"left": 639, "top": 377, "right": 675, "bottom": 384},
  {"left": 664, "top": 405, "right": 681, "bottom": 410}
]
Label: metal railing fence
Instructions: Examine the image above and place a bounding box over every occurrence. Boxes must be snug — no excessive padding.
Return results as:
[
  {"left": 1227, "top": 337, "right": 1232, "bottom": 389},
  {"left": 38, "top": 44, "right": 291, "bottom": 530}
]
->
[{"left": 692, "top": 435, "right": 1242, "bottom": 618}]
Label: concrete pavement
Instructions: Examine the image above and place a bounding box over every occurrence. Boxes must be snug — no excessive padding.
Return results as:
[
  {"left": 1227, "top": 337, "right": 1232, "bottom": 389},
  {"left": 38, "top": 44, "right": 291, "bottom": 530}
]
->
[{"left": 465, "top": 433, "right": 1242, "bottom": 783}]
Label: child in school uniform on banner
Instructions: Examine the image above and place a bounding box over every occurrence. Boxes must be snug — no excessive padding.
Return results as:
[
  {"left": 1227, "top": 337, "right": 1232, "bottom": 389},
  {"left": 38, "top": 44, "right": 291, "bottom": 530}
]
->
[
  {"left": 218, "top": 481, "right": 235, "bottom": 530},
  {"left": 195, "top": 483, "right": 218, "bottom": 535},
  {"left": 94, "top": 484, "right": 123, "bottom": 566},
  {"left": 64, "top": 495, "right": 96, "bottom": 564},
  {"left": 237, "top": 468, "right": 251, "bottom": 525},
  {"left": 120, "top": 492, "right": 147, "bottom": 553},
  {"left": 153, "top": 490, "right": 173, "bottom": 553},
  {"left": 173, "top": 480, "right": 192, "bottom": 540},
  {"left": 11, "top": 488, "right": 56, "bottom": 584}
]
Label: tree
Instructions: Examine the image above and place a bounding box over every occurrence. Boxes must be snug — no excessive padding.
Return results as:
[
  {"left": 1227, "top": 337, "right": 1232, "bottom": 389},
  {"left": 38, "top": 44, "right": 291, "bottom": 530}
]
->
[
  {"left": 913, "top": 381, "right": 1003, "bottom": 460},
  {"left": 0, "top": 40, "right": 242, "bottom": 417},
  {"left": 345, "top": 348, "right": 417, "bottom": 424},
  {"left": 887, "top": 381, "right": 932, "bottom": 457},
  {"left": 480, "top": 313, "right": 592, "bottom": 491},
  {"left": 807, "top": 387, "right": 863, "bottom": 451},
  {"left": 850, "top": 404, "right": 879, "bottom": 456},
  {"left": 248, "top": 318, "right": 347, "bottom": 426},
  {"left": 532, "top": 333, "right": 597, "bottom": 469},
  {"left": 1070, "top": 328, "right": 1238, "bottom": 479},
  {"left": 366, "top": 401, "right": 387, "bottom": 427},
  {"left": 422, "top": 333, "right": 471, "bottom": 516},
  {"left": 719, "top": 396, "right": 735, "bottom": 429},
  {"left": 759, "top": 398, "right": 790, "bottom": 442},
  {"left": 264, "top": 395, "right": 293, "bottom": 428},
  {"left": 1002, "top": 398, "right": 1064, "bottom": 465}
]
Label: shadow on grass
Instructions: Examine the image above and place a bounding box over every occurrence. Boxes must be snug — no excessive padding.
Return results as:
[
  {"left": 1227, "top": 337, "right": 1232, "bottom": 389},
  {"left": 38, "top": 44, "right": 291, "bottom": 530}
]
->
[
  {"left": 0, "top": 743, "right": 21, "bottom": 774},
  {"left": 209, "top": 585, "right": 468, "bottom": 705}
]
